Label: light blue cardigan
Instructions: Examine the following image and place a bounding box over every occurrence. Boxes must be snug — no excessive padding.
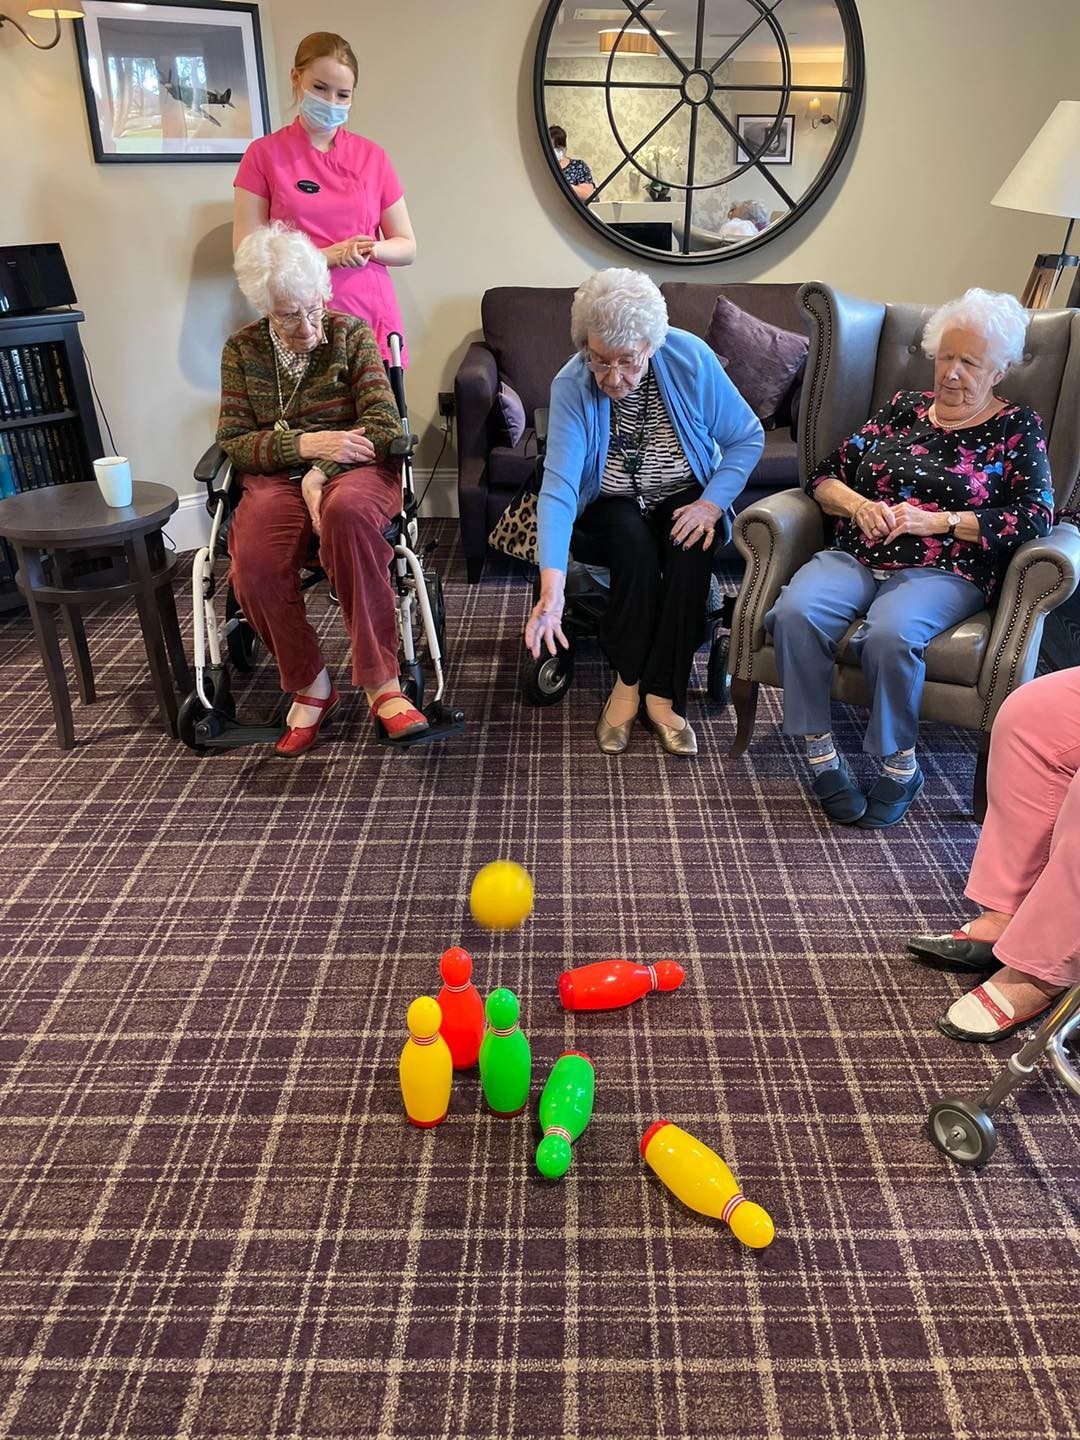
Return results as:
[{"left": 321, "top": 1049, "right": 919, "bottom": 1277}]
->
[{"left": 536, "top": 328, "right": 765, "bottom": 572}]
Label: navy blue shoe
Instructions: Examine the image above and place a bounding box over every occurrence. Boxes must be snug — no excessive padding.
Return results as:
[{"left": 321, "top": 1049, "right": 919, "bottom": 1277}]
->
[
  {"left": 857, "top": 766, "right": 924, "bottom": 828},
  {"left": 810, "top": 759, "right": 867, "bottom": 825}
]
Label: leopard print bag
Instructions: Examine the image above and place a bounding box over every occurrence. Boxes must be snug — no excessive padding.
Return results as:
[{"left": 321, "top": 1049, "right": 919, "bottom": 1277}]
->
[{"left": 487, "top": 469, "right": 541, "bottom": 564}]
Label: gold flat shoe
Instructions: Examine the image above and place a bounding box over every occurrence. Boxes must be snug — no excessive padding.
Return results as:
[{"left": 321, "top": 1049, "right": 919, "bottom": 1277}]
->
[
  {"left": 647, "top": 715, "right": 698, "bottom": 756},
  {"left": 596, "top": 703, "right": 635, "bottom": 755}
]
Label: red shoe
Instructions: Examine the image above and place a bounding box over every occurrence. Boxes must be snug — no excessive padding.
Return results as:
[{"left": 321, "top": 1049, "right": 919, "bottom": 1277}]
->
[
  {"left": 371, "top": 688, "right": 428, "bottom": 740},
  {"left": 275, "top": 685, "right": 340, "bottom": 757}
]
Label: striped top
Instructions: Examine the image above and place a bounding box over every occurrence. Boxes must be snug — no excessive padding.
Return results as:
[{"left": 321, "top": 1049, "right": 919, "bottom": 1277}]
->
[
  {"left": 216, "top": 310, "right": 403, "bottom": 480},
  {"left": 600, "top": 366, "right": 694, "bottom": 506}
]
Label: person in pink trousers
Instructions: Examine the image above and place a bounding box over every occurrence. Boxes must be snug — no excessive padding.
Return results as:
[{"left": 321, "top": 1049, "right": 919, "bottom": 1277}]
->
[{"left": 906, "top": 666, "right": 1080, "bottom": 1042}]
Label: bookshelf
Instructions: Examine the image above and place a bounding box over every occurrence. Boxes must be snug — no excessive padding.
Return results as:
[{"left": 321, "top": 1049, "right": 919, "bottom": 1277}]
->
[{"left": 0, "top": 310, "right": 104, "bottom": 612}]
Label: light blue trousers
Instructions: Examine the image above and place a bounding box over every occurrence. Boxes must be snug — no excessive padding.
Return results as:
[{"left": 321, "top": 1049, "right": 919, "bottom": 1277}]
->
[{"left": 764, "top": 550, "right": 984, "bottom": 756}]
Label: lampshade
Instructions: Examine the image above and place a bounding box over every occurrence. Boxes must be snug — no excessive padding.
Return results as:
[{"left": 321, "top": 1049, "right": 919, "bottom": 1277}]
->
[
  {"left": 26, "top": 8, "right": 85, "bottom": 16},
  {"left": 992, "top": 100, "right": 1080, "bottom": 220},
  {"left": 598, "top": 28, "right": 660, "bottom": 56}
]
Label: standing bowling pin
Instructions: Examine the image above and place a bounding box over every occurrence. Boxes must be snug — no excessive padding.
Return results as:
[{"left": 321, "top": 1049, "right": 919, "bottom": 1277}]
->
[
  {"left": 558, "top": 959, "right": 686, "bottom": 1011},
  {"left": 399, "top": 996, "right": 452, "bottom": 1128},
  {"left": 640, "top": 1120, "right": 775, "bottom": 1249},
  {"left": 437, "top": 946, "right": 484, "bottom": 1070},
  {"left": 536, "top": 1051, "right": 595, "bottom": 1179},
  {"left": 479, "top": 988, "right": 531, "bottom": 1117}
]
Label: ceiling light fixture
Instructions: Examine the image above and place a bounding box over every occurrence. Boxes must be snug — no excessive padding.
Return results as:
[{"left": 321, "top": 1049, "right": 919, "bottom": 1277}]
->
[{"left": 598, "top": 27, "right": 661, "bottom": 55}]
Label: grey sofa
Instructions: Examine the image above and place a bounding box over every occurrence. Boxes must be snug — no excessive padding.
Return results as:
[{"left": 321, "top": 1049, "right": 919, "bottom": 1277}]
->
[
  {"left": 454, "top": 282, "right": 809, "bottom": 582},
  {"left": 726, "top": 281, "right": 1080, "bottom": 817}
]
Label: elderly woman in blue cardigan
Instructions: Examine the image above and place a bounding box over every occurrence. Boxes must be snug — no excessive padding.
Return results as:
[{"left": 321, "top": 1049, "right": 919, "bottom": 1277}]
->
[{"left": 525, "top": 268, "right": 764, "bottom": 756}]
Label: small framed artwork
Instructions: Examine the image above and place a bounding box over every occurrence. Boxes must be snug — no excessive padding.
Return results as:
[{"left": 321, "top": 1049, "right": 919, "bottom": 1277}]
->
[
  {"left": 74, "top": 0, "right": 271, "bottom": 164},
  {"left": 736, "top": 114, "right": 795, "bottom": 166}
]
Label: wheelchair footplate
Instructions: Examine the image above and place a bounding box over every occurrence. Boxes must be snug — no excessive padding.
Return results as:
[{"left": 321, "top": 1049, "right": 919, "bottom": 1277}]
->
[{"left": 374, "top": 699, "right": 466, "bottom": 748}]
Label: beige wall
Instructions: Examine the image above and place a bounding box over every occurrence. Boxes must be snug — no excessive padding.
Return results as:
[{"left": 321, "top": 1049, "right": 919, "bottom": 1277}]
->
[{"left": 3, "top": 0, "right": 1079, "bottom": 513}]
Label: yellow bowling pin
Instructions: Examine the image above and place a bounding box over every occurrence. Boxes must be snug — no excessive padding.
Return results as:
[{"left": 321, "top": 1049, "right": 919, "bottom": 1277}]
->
[
  {"left": 400, "top": 996, "right": 452, "bottom": 1127},
  {"left": 641, "top": 1120, "right": 775, "bottom": 1249}
]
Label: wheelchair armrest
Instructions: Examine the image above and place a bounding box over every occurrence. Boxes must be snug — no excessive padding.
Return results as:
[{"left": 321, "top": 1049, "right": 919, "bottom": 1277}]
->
[
  {"left": 390, "top": 434, "right": 419, "bottom": 458},
  {"left": 534, "top": 406, "right": 549, "bottom": 457},
  {"left": 194, "top": 442, "right": 229, "bottom": 485}
]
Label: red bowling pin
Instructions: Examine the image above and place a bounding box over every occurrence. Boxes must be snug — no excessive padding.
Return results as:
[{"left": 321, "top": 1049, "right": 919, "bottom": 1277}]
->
[
  {"left": 437, "top": 946, "right": 484, "bottom": 1070},
  {"left": 558, "top": 959, "right": 685, "bottom": 1011}
]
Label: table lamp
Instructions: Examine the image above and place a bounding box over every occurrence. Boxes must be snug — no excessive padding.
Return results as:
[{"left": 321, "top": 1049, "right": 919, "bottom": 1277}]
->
[{"left": 992, "top": 101, "right": 1080, "bottom": 309}]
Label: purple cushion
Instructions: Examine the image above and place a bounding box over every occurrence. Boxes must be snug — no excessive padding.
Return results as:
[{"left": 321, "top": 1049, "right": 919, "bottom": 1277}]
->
[
  {"left": 705, "top": 295, "right": 808, "bottom": 424},
  {"left": 493, "top": 381, "right": 526, "bottom": 447}
]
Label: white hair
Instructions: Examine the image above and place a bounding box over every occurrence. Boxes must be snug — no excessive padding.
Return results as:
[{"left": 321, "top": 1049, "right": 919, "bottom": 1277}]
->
[
  {"left": 570, "top": 268, "right": 669, "bottom": 352},
  {"left": 921, "top": 287, "right": 1029, "bottom": 370},
  {"left": 730, "top": 198, "right": 768, "bottom": 230},
  {"left": 234, "top": 221, "right": 332, "bottom": 316}
]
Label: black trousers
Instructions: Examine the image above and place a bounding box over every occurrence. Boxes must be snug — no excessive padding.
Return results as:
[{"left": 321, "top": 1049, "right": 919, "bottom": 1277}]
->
[{"left": 572, "top": 484, "right": 715, "bottom": 717}]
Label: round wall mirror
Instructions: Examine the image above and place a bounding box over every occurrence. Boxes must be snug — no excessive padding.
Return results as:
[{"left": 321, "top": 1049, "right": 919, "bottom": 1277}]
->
[{"left": 534, "top": 0, "right": 865, "bottom": 264}]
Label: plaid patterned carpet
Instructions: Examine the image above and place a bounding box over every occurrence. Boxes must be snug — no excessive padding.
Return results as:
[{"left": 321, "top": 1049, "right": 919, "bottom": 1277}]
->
[{"left": 0, "top": 521, "right": 1078, "bottom": 1440}]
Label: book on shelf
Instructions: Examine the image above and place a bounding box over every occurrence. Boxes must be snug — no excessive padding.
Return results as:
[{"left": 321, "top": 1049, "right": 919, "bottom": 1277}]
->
[
  {"left": 0, "top": 350, "right": 19, "bottom": 419},
  {"left": 30, "top": 346, "right": 61, "bottom": 413},
  {"left": 0, "top": 435, "right": 16, "bottom": 498},
  {"left": 48, "top": 345, "right": 72, "bottom": 409},
  {"left": 7, "top": 347, "right": 33, "bottom": 415}
]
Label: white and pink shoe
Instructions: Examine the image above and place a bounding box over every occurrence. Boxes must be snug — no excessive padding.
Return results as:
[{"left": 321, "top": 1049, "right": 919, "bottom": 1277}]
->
[{"left": 938, "top": 977, "right": 1061, "bottom": 1044}]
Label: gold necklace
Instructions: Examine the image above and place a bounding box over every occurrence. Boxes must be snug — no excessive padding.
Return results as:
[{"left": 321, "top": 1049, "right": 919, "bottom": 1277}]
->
[
  {"left": 929, "top": 399, "right": 998, "bottom": 431},
  {"left": 272, "top": 346, "right": 309, "bottom": 434}
]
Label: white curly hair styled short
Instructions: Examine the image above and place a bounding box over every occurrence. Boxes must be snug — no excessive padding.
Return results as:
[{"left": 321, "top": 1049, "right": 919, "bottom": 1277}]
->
[
  {"left": 234, "top": 221, "right": 332, "bottom": 317},
  {"left": 921, "top": 287, "right": 1029, "bottom": 371},
  {"left": 570, "top": 268, "right": 669, "bottom": 353}
]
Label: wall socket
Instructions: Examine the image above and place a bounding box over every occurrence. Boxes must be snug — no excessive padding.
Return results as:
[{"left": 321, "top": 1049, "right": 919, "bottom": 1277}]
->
[{"left": 438, "top": 392, "right": 456, "bottom": 418}]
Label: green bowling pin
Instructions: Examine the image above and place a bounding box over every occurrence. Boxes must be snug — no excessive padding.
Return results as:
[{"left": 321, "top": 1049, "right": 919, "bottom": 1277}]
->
[
  {"left": 536, "top": 1051, "right": 595, "bottom": 1179},
  {"left": 479, "top": 988, "right": 531, "bottom": 1117}
]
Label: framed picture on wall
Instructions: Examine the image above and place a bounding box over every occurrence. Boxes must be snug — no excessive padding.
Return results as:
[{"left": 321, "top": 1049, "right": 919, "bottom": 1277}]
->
[
  {"left": 74, "top": 0, "right": 271, "bottom": 163},
  {"left": 735, "top": 115, "right": 795, "bottom": 166}
]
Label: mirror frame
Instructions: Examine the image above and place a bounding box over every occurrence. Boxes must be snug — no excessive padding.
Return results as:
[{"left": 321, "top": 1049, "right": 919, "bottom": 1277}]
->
[{"left": 533, "top": 0, "right": 866, "bottom": 265}]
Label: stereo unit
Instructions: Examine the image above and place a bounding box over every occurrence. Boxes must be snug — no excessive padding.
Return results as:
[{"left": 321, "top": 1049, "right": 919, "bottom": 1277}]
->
[{"left": 0, "top": 243, "right": 77, "bottom": 316}]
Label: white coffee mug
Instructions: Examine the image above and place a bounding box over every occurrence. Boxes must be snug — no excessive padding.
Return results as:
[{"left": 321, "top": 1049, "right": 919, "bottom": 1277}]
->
[{"left": 92, "top": 456, "right": 133, "bottom": 508}]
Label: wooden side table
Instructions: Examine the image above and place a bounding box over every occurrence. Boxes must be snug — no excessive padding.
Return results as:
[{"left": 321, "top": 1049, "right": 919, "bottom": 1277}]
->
[{"left": 0, "top": 481, "right": 193, "bottom": 748}]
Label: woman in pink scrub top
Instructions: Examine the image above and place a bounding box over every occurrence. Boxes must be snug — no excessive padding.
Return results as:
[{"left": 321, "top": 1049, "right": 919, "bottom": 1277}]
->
[{"left": 232, "top": 31, "right": 415, "bottom": 364}]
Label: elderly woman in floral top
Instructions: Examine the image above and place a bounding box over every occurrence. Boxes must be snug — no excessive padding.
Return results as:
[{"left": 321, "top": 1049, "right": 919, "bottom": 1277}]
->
[{"left": 766, "top": 287, "right": 1054, "bottom": 828}]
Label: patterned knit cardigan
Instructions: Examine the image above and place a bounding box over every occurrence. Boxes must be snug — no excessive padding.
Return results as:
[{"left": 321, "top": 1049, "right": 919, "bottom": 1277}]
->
[{"left": 216, "top": 311, "right": 404, "bottom": 480}]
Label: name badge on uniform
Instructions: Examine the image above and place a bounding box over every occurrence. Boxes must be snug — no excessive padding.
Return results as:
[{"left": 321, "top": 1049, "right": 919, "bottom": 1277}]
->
[{"left": 296, "top": 179, "right": 320, "bottom": 194}]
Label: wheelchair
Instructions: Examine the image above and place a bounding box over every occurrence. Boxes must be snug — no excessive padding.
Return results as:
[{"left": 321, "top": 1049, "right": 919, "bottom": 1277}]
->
[
  {"left": 517, "top": 409, "right": 735, "bottom": 710},
  {"left": 178, "top": 333, "right": 465, "bottom": 753},
  {"left": 928, "top": 984, "right": 1080, "bottom": 1167}
]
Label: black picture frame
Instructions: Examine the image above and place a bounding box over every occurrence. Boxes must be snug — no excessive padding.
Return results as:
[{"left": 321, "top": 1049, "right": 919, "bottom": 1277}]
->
[
  {"left": 736, "top": 115, "right": 795, "bottom": 166},
  {"left": 534, "top": 0, "right": 865, "bottom": 266},
  {"left": 74, "top": 0, "right": 271, "bottom": 164}
]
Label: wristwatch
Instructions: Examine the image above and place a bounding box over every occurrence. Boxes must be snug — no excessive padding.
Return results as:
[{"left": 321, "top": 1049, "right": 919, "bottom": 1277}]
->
[{"left": 945, "top": 511, "right": 960, "bottom": 538}]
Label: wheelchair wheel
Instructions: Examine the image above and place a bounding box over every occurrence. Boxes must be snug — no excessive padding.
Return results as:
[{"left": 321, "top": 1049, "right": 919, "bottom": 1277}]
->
[
  {"left": 707, "top": 630, "right": 731, "bottom": 706},
  {"left": 520, "top": 641, "right": 575, "bottom": 706},
  {"left": 928, "top": 1096, "right": 998, "bottom": 1167},
  {"left": 403, "top": 662, "right": 425, "bottom": 714},
  {"left": 425, "top": 570, "right": 446, "bottom": 656},
  {"left": 178, "top": 668, "right": 236, "bottom": 753},
  {"left": 225, "top": 590, "right": 260, "bottom": 672}
]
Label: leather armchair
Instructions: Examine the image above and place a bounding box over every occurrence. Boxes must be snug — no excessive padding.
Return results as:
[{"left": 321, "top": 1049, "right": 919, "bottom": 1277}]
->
[{"left": 727, "top": 282, "right": 1080, "bottom": 818}]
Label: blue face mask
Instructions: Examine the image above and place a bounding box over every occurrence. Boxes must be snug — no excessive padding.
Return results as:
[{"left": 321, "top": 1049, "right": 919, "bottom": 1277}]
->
[{"left": 300, "top": 89, "right": 350, "bottom": 131}]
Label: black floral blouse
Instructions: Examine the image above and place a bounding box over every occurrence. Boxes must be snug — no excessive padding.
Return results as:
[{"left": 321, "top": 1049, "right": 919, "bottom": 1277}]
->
[
  {"left": 563, "top": 158, "right": 594, "bottom": 187},
  {"left": 808, "top": 390, "right": 1054, "bottom": 600}
]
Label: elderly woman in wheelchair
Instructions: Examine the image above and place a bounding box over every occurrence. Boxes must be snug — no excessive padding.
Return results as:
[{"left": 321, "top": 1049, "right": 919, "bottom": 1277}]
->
[
  {"left": 215, "top": 221, "right": 429, "bottom": 755},
  {"left": 765, "top": 288, "right": 1054, "bottom": 827},
  {"left": 524, "top": 268, "right": 764, "bottom": 757}
]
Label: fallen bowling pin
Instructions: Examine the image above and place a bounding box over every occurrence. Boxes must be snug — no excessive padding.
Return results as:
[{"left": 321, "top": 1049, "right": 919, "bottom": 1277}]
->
[
  {"left": 536, "top": 1051, "right": 594, "bottom": 1179},
  {"left": 640, "top": 1120, "right": 775, "bottom": 1249},
  {"left": 399, "top": 996, "right": 453, "bottom": 1128},
  {"left": 558, "top": 958, "right": 685, "bottom": 1011}
]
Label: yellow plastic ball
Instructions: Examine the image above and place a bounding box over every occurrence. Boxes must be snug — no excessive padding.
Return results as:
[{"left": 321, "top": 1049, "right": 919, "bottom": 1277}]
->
[{"left": 469, "top": 861, "right": 534, "bottom": 931}]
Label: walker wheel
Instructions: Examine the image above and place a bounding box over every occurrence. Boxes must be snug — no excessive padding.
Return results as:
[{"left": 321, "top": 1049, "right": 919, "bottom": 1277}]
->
[
  {"left": 928, "top": 1095, "right": 998, "bottom": 1167},
  {"left": 520, "top": 641, "right": 575, "bottom": 706},
  {"left": 225, "top": 590, "right": 260, "bottom": 672},
  {"left": 178, "top": 670, "right": 236, "bottom": 753}
]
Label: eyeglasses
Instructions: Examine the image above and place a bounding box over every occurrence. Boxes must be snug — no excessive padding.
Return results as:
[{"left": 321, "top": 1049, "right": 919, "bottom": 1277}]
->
[
  {"left": 271, "top": 304, "right": 325, "bottom": 333},
  {"left": 585, "top": 346, "right": 649, "bottom": 379}
]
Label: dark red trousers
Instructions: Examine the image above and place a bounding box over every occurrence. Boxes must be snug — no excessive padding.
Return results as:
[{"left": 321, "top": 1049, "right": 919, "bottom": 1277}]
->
[{"left": 228, "top": 464, "right": 401, "bottom": 693}]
